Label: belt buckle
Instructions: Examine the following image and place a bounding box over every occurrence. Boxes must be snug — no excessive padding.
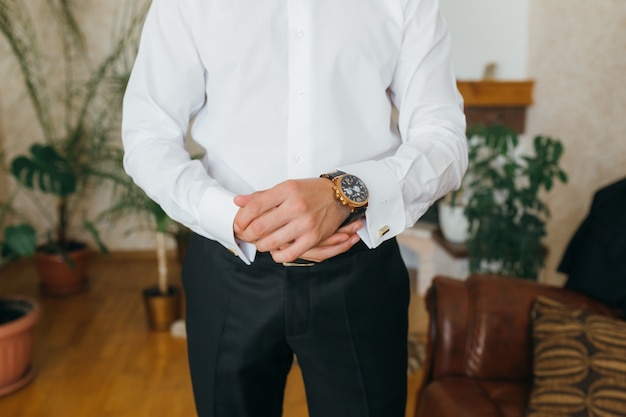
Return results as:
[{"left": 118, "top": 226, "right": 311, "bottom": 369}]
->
[{"left": 282, "top": 259, "right": 316, "bottom": 267}]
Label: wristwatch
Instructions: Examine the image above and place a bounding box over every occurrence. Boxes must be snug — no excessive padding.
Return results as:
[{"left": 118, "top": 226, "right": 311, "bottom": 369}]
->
[{"left": 320, "top": 170, "right": 369, "bottom": 227}]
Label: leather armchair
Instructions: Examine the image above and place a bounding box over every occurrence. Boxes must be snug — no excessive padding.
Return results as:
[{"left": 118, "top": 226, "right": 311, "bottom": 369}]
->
[{"left": 415, "top": 274, "right": 619, "bottom": 417}]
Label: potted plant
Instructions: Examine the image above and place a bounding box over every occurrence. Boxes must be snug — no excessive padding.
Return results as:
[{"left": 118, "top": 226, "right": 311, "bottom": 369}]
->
[
  {"left": 0, "top": 121, "right": 39, "bottom": 399},
  {"left": 0, "top": 289, "right": 40, "bottom": 396},
  {"left": 97, "top": 179, "right": 184, "bottom": 331},
  {"left": 0, "top": 0, "right": 149, "bottom": 295},
  {"left": 0, "top": 163, "right": 39, "bottom": 398},
  {"left": 143, "top": 205, "right": 183, "bottom": 332},
  {"left": 455, "top": 124, "right": 568, "bottom": 280}
]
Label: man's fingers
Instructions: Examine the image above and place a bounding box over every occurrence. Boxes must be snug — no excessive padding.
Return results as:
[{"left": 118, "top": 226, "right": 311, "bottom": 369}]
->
[
  {"left": 233, "top": 193, "right": 255, "bottom": 208},
  {"left": 295, "top": 234, "right": 361, "bottom": 263},
  {"left": 270, "top": 220, "right": 363, "bottom": 263},
  {"left": 263, "top": 229, "right": 319, "bottom": 263},
  {"left": 336, "top": 219, "right": 363, "bottom": 236},
  {"left": 233, "top": 189, "right": 282, "bottom": 235},
  {"left": 234, "top": 178, "right": 358, "bottom": 256},
  {"left": 314, "top": 220, "right": 362, "bottom": 247}
]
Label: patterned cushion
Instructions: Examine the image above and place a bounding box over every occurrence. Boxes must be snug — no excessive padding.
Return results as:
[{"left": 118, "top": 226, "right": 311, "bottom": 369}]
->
[{"left": 526, "top": 296, "right": 626, "bottom": 417}]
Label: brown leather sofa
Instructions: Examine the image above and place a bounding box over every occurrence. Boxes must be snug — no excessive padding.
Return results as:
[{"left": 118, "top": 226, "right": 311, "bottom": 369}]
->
[{"left": 415, "top": 274, "right": 619, "bottom": 417}]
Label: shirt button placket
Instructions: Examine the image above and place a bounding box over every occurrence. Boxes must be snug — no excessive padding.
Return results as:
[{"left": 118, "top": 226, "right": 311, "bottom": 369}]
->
[{"left": 287, "top": 0, "right": 312, "bottom": 178}]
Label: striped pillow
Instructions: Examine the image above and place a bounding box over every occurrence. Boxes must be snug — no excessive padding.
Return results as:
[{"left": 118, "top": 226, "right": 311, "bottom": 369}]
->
[{"left": 526, "top": 296, "right": 626, "bottom": 417}]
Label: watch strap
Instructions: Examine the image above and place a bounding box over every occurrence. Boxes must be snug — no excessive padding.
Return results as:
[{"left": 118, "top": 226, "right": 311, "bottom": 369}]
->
[
  {"left": 339, "top": 207, "right": 366, "bottom": 228},
  {"left": 320, "top": 170, "right": 346, "bottom": 180}
]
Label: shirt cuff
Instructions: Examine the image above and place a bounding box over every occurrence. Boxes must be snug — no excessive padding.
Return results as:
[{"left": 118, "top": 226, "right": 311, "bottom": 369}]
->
[
  {"left": 197, "top": 187, "right": 254, "bottom": 264},
  {"left": 338, "top": 161, "right": 407, "bottom": 248}
]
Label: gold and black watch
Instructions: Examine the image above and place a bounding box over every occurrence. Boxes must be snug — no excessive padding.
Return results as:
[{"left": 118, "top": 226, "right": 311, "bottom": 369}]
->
[{"left": 320, "top": 170, "right": 369, "bottom": 227}]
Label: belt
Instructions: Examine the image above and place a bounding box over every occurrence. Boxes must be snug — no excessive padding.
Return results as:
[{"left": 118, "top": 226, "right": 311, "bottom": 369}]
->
[
  {"left": 253, "top": 251, "right": 317, "bottom": 267},
  {"left": 254, "top": 240, "right": 372, "bottom": 267},
  {"left": 282, "top": 259, "right": 317, "bottom": 267}
]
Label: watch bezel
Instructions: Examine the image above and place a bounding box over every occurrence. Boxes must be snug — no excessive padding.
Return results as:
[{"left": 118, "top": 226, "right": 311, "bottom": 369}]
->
[
  {"left": 336, "top": 174, "right": 369, "bottom": 209},
  {"left": 320, "top": 171, "right": 369, "bottom": 226}
]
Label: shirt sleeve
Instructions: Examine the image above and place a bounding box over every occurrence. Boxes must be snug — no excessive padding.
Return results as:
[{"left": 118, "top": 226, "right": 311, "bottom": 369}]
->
[
  {"left": 121, "top": 0, "right": 252, "bottom": 263},
  {"left": 340, "top": 0, "right": 468, "bottom": 249}
]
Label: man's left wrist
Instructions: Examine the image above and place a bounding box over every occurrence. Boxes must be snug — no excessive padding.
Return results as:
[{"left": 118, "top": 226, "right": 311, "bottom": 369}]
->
[{"left": 320, "top": 171, "right": 369, "bottom": 227}]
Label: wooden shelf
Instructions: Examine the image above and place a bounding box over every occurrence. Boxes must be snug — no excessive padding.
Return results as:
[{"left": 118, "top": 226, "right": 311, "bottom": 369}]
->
[
  {"left": 457, "top": 80, "right": 534, "bottom": 107},
  {"left": 457, "top": 80, "right": 534, "bottom": 133},
  {"left": 432, "top": 229, "right": 468, "bottom": 259}
]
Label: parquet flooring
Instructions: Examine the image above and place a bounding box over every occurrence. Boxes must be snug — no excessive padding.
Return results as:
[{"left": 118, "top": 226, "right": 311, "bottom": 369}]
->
[{"left": 0, "top": 253, "right": 426, "bottom": 417}]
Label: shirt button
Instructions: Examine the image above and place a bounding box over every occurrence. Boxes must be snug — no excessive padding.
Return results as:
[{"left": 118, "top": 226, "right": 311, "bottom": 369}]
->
[
  {"left": 296, "top": 92, "right": 306, "bottom": 100},
  {"left": 295, "top": 30, "right": 305, "bottom": 38},
  {"left": 296, "top": 155, "right": 305, "bottom": 164}
]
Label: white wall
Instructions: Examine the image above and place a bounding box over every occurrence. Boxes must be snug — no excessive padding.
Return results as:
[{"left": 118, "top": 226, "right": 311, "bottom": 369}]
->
[
  {"left": 440, "top": 0, "right": 529, "bottom": 79},
  {"left": 439, "top": 0, "right": 626, "bottom": 287},
  {"left": 526, "top": 0, "right": 626, "bottom": 285}
]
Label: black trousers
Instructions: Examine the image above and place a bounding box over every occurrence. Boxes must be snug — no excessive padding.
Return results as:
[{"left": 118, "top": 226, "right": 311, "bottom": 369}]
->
[{"left": 182, "top": 234, "right": 410, "bottom": 417}]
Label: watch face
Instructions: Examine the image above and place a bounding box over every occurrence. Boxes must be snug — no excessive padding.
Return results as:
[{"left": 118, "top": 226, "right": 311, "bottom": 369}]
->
[{"left": 339, "top": 175, "right": 369, "bottom": 204}]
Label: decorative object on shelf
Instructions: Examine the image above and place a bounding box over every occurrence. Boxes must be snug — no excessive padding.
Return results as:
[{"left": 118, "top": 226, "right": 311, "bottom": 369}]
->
[{"left": 482, "top": 62, "right": 498, "bottom": 80}]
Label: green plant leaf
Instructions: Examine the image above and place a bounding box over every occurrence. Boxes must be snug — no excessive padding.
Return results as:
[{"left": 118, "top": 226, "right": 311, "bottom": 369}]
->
[
  {"left": 84, "top": 221, "right": 109, "bottom": 254},
  {"left": 3, "top": 223, "right": 37, "bottom": 258},
  {"left": 462, "top": 125, "right": 567, "bottom": 280},
  {"left": 153, "top": 203, "right": 171, "bottom": 233},
  {"left": 11, "top": 144, "right": 77, "bottom": 196}
]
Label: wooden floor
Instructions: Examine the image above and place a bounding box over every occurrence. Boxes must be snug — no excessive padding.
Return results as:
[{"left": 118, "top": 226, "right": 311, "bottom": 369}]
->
[{"left": 0, "top": 254, "right": 427, "bottom": 417}]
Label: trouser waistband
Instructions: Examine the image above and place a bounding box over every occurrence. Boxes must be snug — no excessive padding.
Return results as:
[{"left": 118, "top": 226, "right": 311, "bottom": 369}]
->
[{"left": 253, "top": 239, "right": 373, "bottom": 267}]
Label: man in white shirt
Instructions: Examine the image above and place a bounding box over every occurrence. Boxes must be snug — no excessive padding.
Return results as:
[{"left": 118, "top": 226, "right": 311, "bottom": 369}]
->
[{"left": 122, "top": 0, "right": 467, "bottom": 416}]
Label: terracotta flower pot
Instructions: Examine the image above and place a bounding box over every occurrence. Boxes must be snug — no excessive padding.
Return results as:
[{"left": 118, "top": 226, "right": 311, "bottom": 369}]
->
[
  {"left": 142, "top": 286, "right": 182, "bottom": 331},
  {"left": 35, "top": 243, "right": 90, "bottom": 297},
  {"left": 0, "top": 296, "right": 40, "bottom": 397}
]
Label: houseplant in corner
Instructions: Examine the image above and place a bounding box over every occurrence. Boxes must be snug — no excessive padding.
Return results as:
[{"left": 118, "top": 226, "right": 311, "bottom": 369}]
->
[
  {"left": 459, "top": 124, "right": 568, "bottom": 280},
  {"left": 0, "top": 0, "right": 149, "bottom": 295},
  {"left": 0, "top": 174, "right": 40, "bottom": 396},
  {"left": 97, "top": 179, "right": 184, "bottom": 331},
  {"left": 0, "top": 289, "right": 40, "bottom": 397},
  {"left": 144, "top": 204, "right": 183, "bottom": 332}
]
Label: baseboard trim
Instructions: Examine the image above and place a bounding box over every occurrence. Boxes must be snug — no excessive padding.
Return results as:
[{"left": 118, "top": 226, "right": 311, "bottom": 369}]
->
[{"left": 92, "top": 250, "right": 178, "bottom": 262}]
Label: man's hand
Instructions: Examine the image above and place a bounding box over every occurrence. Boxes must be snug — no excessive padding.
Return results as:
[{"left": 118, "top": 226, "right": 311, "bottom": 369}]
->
[
  {"left": 233, "top": 178, "right": 352, "bottom": 263},
  {"left": 293, "top": 220, "right": 363, "bottom": 263}
]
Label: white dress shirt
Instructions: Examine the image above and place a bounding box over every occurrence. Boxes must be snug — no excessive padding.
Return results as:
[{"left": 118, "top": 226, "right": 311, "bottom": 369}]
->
[{"left": 122, "top": 0, "right": 468, "bottom": 264}]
